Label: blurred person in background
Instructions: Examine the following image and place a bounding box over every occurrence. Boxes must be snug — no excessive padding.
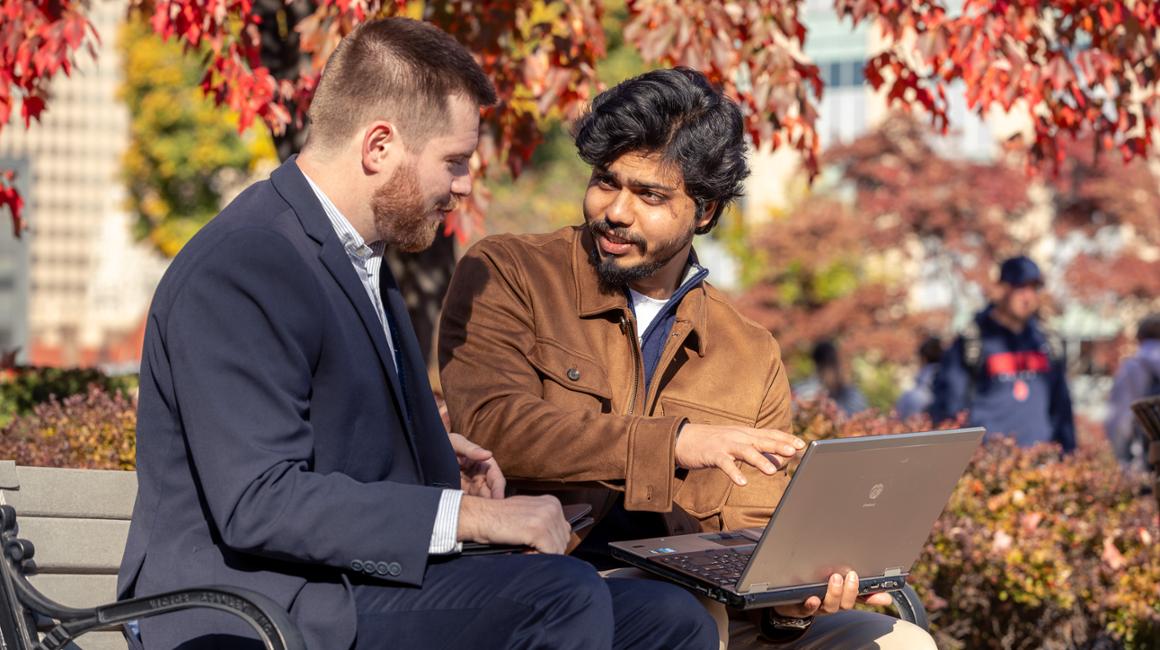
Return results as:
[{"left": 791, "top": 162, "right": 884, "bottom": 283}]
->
[
  {"left": 928, "top": 256, "right": 1075, "bottom": 452},
  {"left": 793, "top": 340, "right": 868, "bottom": 416},
  {"left": 1105, "top": 312, "right": 1160, "bottom": 471},
  {"left": 895, "top": 336, "right": 943, "bottom": 420}
]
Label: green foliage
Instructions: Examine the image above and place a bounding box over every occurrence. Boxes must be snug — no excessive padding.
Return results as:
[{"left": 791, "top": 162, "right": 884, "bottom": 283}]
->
[
  {"left": 0, "top": 366, "right": 133, "bottom": 429},
  {"left": 794, "top": 402, "right": 1160, "bottom": 649},
  {"left": 716, "top": 212, "right": 768, "bottom": 290},
  {"left": 0, "top": 386, "right": 136, "bottom": 470},
  {"left": 118, "top": 17, "right": 275, "bottom": 258},
  {"left": 850, "top": 357, "right": 902, "bottom": 413}
]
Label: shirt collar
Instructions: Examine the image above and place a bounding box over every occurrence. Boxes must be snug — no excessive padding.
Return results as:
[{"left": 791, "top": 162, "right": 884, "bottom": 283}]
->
[{"left": 300, "top": 170, "right": 382, "bottom": 261}]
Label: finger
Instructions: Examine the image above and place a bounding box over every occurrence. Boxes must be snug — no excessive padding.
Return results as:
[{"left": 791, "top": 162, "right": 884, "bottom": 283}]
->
[
  {"left": 862, "top": 592, "right": 895, "bottom": 607},
  {"left": 820, "top": 574, "right": 844, "bottom": 613},
  {"left": 715, "top": 455, "right": 748, "bottom": 486},
  {"left": 736, "top": 445, "right": 778, "bottom": 475},
  {"left": 778, "top": 596, "right": 820, "bottom": 619},
  {"left": 462, "top": 442, "right": 494, "bottom": 462},
  {"left": 761, "top": 452, "right": 794, "bottom": 469},
  {"left": 748, "top": 434, "right": 803, "bottom": 459},
  {"left": 840, "top": 571, "right": 859, "bottom": 610},
  {"left": 486, "top": 463, "right": 507, "bottom": 499}
]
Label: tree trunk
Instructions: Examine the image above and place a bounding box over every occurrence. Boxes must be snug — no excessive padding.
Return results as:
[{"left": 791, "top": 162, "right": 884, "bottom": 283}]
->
[{"left": 257, "top": 0, "right": 454, "bottom": 366}]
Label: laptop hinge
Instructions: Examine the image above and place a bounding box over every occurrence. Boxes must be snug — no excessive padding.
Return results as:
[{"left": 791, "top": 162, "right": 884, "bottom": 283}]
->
[
  {"left": 743, "top": 583, "right": 770, "bottom": 594},
  {"left": 884, "top": 567, "right": 903, "bottom": 577}
]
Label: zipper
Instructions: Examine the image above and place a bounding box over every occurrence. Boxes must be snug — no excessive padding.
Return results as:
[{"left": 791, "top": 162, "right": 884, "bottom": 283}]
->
[{"left": 620, "top": 311, "right": 644, "bottom": 415}]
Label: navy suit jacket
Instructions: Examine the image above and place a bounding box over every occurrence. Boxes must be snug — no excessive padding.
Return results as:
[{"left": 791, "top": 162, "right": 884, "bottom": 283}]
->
[{"left": 118, "top": 158, "right": 461, "bottom": 649}]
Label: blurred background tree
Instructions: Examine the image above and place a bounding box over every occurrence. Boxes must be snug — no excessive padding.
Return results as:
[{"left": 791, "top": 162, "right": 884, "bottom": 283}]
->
[
  {"left": 9, "top": 0, "right": 1160, "bottom": 358},
  {"left": 118, "top": 16, "right": 276, "bottom": 258}
]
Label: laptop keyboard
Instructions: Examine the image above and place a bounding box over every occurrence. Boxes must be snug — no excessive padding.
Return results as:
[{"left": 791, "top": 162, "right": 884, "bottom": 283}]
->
[{"left": 650, "top": 548, "right": 752, "bottom": 587}]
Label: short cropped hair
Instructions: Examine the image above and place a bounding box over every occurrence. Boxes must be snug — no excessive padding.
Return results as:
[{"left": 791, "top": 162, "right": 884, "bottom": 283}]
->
[
  {"left": 306, "top": 17, "right": 497, "bottom": 151},
  {"left": 571, "top": 67, "right": 749, "bottom": 234}
]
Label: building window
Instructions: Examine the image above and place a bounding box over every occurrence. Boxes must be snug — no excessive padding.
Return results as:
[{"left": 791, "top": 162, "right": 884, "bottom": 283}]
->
[{"left": 821, "top": 59, "right": 867, "bottom": 89}]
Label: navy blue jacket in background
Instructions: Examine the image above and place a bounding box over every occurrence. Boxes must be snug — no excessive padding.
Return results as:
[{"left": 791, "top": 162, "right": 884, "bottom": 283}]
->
[
  {"left": 928, "top": 306, "right": 1076, "bottom": 452},
  {"left": 118, "top": 158, "right": 460, "bottom": 649}
]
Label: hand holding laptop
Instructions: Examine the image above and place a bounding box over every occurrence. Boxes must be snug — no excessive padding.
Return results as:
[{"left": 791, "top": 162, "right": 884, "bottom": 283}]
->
[
  {"left": 771, "top": 570, "right": 894, "bottom": 618},
  {"left": 676, "top": 424, "right": 805, "bottom": 486}
]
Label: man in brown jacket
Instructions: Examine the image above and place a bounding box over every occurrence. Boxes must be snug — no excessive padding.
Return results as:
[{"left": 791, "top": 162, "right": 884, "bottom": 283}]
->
[{"left": 439, "top": 68, "right": 934, "bottom": 649}]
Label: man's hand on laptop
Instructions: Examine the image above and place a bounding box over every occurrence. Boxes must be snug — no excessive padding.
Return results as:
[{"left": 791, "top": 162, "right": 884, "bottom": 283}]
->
[
  {"left": 457, "top": 494, "right": 571, "bottom": 554},
  {"left": 449, "top": 432, "right": 507, "bottom": 499},
  {"left": 773, "top": 571, "right": 894, "bottom": 617},
  {"left": 675, "top": 424, "right": 805, "bottom": 486}
]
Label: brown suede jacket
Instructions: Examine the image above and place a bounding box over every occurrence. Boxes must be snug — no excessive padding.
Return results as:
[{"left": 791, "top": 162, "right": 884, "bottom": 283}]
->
[{"left": 438, "top": 226, "right": 792, "bottom": 535}]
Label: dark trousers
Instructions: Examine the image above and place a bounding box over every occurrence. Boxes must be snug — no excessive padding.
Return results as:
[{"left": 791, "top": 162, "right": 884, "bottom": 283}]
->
[{"left": 352, "top": 553, "right": 716, "bottom": 650}]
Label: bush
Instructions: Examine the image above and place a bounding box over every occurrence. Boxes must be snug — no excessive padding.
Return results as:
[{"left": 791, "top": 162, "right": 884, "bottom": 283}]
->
[
  {"left": 0, "top": 365, "right": 135, "bottom": 428},
  {"left": 794, "top": 400, "right": 1160, "bottom": 650},
  {"left": 0, "top": 386, "right": 136, "bottom": 470}
]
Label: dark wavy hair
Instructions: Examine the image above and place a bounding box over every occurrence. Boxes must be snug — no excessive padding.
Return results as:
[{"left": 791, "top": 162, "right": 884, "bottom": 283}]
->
[{"left": 571, "top": 67, "right": 749, "bottom": 234}]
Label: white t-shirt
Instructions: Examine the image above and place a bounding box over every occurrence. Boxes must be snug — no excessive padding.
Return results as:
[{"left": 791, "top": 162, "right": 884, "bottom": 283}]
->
[{"left": 629, "top": 289, "right": 672, "bottom": 343}]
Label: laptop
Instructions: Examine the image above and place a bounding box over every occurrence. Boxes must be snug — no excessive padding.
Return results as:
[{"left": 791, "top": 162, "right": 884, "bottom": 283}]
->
[{"left": 609, "top": 427, "right": 984, "bottom": 609}]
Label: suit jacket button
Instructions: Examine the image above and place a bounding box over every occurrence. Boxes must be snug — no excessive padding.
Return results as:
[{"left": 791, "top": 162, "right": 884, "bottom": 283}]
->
[
  {"left": 351, "top": 560, "right": 363, "bottom": 572},
  {"left": 567, "top": 368, "right": 581, "bottom": 381},
  {"left": 376, "top": 561, "right": 390, "bottom": 575},
  {"left": 387, "top": 562, "right": 402, "bottom": 577}
]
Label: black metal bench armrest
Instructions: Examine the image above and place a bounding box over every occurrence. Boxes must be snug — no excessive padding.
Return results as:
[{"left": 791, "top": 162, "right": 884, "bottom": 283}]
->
[
  {"left": 0, "top": 505, "right": 305, "bottom": 650},
  {"left": 890, "top": 584, "right": 929, "bottom": 631}
]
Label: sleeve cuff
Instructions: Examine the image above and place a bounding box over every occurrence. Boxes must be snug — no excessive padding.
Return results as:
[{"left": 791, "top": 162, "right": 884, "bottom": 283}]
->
[
  {"left": 624, "top": 417, "right": 682, "bottom": 512},
  {"left": 428, "top": 489, "right": 464, "bottom": 555}
]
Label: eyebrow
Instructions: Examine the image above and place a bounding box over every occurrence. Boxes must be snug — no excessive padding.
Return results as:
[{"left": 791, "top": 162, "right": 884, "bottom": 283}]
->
[{"left": 595, "top": 167, "right": 676, "bottom": 194}]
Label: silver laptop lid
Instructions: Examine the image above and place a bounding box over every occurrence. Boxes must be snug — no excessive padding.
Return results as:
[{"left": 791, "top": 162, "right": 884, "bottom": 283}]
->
[{"left": 737, "top": 427, "right": 984, "bottom": 593}]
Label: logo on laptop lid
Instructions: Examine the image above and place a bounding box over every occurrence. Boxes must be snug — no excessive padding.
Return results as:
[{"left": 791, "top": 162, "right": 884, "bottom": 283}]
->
[{"left": 869, "top": 483, "right": 885, "bottom": 500}]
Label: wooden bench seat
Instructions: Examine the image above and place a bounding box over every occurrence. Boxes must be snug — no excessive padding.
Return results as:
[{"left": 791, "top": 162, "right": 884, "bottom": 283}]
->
[
  {"left": 0, "top": 463, "right": 135, "bottom": 650},
  {"left": 0, "top": 461, "right": 302, "bottom": 650}
]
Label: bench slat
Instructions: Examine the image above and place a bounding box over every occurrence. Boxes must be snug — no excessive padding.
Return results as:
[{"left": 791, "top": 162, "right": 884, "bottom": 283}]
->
[
  {"left": 28, "top": 573, "right": 119, "bottom": 609},
  {"left": 19, "top": 517, "right": 128, "bottom": 574},
  {"left": 0, "top": 465, "right": 136, "bottom": 520}
]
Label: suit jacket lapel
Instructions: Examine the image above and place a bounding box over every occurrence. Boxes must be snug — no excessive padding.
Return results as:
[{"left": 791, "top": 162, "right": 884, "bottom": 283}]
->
[
  {"left": 270, "top": 158, "right": 416, "bottom": 448},
  {"left": 317, "top": 240, "right": 412, "bottom": 428},
  {"left": 380, "top": 263, "right": 462, "bottom": 486}
]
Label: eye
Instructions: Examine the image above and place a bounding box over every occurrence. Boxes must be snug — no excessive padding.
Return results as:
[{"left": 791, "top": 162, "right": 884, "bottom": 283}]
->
[
  {"left": 638, "top": 190, "right": 666, "bottom": 204},
  {"left": 594, "top": 175, "right": 616, "bottom": 190}
]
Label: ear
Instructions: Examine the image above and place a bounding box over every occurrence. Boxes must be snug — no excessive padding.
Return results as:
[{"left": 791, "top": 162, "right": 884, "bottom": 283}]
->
[
  {"left": 361, "top": 120, "right": 399, "bottom": 173},
  {"left": 696, "top": 200, "right": 718, "bottom": 231}
]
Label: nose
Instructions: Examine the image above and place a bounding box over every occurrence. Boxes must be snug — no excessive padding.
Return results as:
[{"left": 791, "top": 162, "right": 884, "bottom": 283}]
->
[
  {"left": 451, "top": 169, "right": 473, "bottom": 197},
  {"left": 604, "top": 189, "right": 633, "bottom": 227}
]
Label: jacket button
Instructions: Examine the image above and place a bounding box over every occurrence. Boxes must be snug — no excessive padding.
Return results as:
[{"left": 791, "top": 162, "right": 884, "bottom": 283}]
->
[
  {"left": 376, "top": 561, "right": 390, "bottom": 575},
  {"left": 567, "top": 368, "right": 581, "bottom": 381},
  {"left": 351, "top": 560, "right": 363, "bottom": 572},
  {"left": 387, "top": 562, "right": 402, "bottom": 577}
]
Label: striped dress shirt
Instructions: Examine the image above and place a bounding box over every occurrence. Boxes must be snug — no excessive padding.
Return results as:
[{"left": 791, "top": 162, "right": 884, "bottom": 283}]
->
[{"left": 302, "top": 170, "right": 462, "bottom": 555}]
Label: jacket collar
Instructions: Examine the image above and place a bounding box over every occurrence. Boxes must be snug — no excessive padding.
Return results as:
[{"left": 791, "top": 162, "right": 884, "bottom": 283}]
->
[
  {"left": 570, "top": 225, "right": 709, "bottom": 356},
  {"left": 269, "top": 155, "right": 337, "bottom": 246}
]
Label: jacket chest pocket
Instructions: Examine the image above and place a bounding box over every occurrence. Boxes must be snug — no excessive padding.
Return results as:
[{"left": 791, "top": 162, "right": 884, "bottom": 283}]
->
[
  {"left": 528, "top": 339, "right": 614, "bottom": 413},
  {"left": 660, "top": 397, "right": 756, "bottom": 520}
]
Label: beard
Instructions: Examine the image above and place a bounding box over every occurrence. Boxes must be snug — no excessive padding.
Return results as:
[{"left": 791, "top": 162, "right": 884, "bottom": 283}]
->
[
  {"left": 586, "top": 218, "right": 694, "bottom": 290},
  {"left": 371, "top": 161, "right": 457, "bottom": 253}
]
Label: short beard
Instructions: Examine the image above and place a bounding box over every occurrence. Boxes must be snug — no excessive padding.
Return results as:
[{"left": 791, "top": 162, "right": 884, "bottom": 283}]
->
[
  {"left": 586, "top": 218, "right": 693, "bottom": 291},
  {"left": 371, "top": 161, "right": 456, "bottom": 253}
]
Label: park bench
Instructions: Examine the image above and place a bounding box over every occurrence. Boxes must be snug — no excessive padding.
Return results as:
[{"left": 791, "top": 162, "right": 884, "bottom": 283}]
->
[
  {"left": 0, "top": 462, "right": 304, "bottom": 649},
  {"left": 0, "top": 461, "right": 928, "bottom": 649}
]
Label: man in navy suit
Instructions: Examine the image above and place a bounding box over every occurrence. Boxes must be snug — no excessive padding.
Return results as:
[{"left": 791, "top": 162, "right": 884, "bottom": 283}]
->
[{"left": 118, "top": 17, "right": 716, "bottom": 650}]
